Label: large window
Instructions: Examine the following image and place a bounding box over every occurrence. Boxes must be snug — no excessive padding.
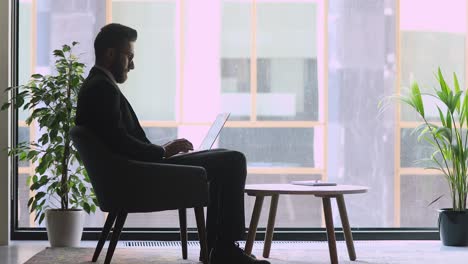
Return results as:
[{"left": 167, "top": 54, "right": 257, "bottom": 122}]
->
[
  {"left": 328, "top": 0, "right": 397, "bottom": 227},
  {"left": 16, "top": 0, "right": 464, "bottom": 233},
  {"left": 398, "top": 0, "right": 466, "bottom": 227},
  {"left": 17, "top": 0, "right": 326, "bottom": 230}
]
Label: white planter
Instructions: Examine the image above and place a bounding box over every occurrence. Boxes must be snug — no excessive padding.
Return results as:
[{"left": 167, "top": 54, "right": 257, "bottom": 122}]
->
[{"left": 45, "top": 209, "right": 84, "bottom": 247}]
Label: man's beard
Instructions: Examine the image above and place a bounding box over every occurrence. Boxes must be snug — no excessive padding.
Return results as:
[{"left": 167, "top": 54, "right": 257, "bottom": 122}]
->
[{"left": 110, "top": 59, "right": 127, "bottom": 83}]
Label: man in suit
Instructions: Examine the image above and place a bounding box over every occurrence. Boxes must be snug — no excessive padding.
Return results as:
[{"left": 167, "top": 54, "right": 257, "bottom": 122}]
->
[{"left": 76, "top": 23, "right": 269, "bottom": 264}]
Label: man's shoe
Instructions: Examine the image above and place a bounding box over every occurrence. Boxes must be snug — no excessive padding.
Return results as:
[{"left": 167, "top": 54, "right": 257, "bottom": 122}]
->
[
  {"left": 201, "top": 249, "right": 257, "bottom": 262},
  {"left": 208, "top": 243, "right": 270, "bottom": 264}
]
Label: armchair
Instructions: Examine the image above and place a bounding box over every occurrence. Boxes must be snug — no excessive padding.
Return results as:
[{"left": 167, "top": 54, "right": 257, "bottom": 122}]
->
[{"left": 70, "top": 126, "right": 209, "bottom": 264}]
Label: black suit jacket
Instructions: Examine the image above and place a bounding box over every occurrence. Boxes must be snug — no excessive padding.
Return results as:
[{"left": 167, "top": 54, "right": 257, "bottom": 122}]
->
[{"left": 75, "top": 67, "right": 165, "bottom": 162}]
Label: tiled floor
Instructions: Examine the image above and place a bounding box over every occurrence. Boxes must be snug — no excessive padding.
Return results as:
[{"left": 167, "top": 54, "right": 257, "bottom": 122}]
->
[{"left": 1, "top": 240, "right": 468, "bottom": 264}]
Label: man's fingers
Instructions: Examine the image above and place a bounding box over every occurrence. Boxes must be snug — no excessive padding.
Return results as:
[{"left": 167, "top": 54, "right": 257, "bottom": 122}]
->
[
  {"left": 181, "top": 142, "right": 193, "bottom": 151},
  {"left": 174, "top": 138, "right": 193, "bottom": 150},
  {"left": 166, "top": 139, "right": 193, "bottom": 153},
  {"left": 173, "top": 142, "right": 192, "bottom": 151},
  {"left": 185, "top": 140, "right": 194, "bottom": 149}
]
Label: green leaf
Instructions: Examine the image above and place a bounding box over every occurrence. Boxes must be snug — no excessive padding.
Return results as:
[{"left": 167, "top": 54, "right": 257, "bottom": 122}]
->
[
  {"left": 446, "top": 110, "right": 452, "bottom": 131},
  {"left": 38, "top": 213, "right": 46, "bottom": 225},
  {"left": 26, "top": 176, "right": 32, "bottom": 187},
  {"left": 452, "top": 91, "right": 463, "bottom": 114},
  {"left": 53, "top": 50, "right": 65, "bottom": 58},
  {"left": 1, "top": 102, "right": 10, "bottom": 111},
  {"left": 31, "top": 74, "right": 43, "bottom": 79},
  {"left": 62, "top": 45, "right": 71, "bottom": 52},
  {"left": 411, "top": 82, "right": 425, "bottom": 118},
  {"left": 27, "top": 150, "right": 39, "bottom": 160},
  {"left": 27, "top": 197, "right": 34, "bottom": 207},
  {"left": 35, "top": 192, "right": 46, "bottom": 201},
  {"left": 83, "top": 203, "right": 91, "bottom": 214},
  {"left": 70, "top": 76, "right": 80, "bottom": 87},
  {"left": 30, "top": 199, "right": 38, "bottom": 213},
  {"left": 438, "top": 68, "right": 449, "bottom": 94},
  {"left": 434, "top": 127, "right": 451, "bottom": 143},
  {"left": 437, "top": 106, "right": 446, "bottom": 127},
  {"left": 38, "top": 134, "right": 49, "bottom": 145},
  {"left": 39, "top": 175, "right": 49, "bottom": 184},
  {"left": 15, "top": 96, "right": 25, "bottom": 108},
  {"left": 30, "top": 181, "right": 46, "bottom": 191},
  {"left": 454, "top": 72, "right": 460, "bottom": 94},
  {"left": 461, "top": 95, "right": 468, "bottom": 127},
  {"left": 4, "top": 86, "right": 14, "bottom": 92}
]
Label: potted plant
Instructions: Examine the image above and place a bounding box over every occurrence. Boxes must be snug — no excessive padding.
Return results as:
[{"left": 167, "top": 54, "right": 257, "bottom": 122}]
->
[
  {"left": 382, "top": 68, "right": 468, "bottom": 246},
  {"left": 1, "top": 42, "right": 97, "bottom": 247}
]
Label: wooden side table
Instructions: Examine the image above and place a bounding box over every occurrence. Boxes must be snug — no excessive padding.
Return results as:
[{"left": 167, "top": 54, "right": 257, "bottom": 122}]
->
[{"left": 244, "top": 184, "right": 368, "bottom": 264}]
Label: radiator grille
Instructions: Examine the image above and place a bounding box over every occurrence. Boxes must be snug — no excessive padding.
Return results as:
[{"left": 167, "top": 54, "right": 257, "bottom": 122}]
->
[{"left": 121, "top": 241, "right": 338, "bottom": 248}]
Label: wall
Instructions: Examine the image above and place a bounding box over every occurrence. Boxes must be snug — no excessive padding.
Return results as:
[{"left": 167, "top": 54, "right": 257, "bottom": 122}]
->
[{"left": 0, "top": 0, "right": 11, "bottom": 246}]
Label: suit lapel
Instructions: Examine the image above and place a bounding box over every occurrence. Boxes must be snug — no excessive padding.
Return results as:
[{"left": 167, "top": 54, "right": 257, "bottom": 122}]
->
[
  {"left": 90, "top": 67, "right": 149, "bottom": 143},
  {"left": 90, "top": 67, "right": 134, "bottom": 118}
]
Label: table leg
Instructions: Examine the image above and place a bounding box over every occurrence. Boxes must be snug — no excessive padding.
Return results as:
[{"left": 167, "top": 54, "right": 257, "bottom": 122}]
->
[
  {"left": 337, "top": 195, "right": 356, "bottom": 261},
  {"left": 322, "top": 197, "right": 338, "bottom": 264},
  {"left": 245, "top": 195, "right": 265, "bottom": 255},
  {"left": 263, "top": 194, "right": 279, "bottom": 258}
]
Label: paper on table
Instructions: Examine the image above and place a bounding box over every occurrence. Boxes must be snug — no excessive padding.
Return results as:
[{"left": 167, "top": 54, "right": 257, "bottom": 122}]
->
[{"left": 290, "top": 180, "right": 337, "bottom": 186}]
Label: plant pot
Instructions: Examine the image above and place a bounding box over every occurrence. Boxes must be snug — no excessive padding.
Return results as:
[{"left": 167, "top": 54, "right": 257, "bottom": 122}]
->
[
  {"left": 45, "top": 209, "right": 84, "bottom": 247},
  {"left": 438, "top": 208, "right": 468, "bottom": 246}
]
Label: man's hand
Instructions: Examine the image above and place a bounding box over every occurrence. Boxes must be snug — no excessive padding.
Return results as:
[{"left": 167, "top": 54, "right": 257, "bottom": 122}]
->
[{"left": 163, "top": 138, "right": 194, "bottom": 158}]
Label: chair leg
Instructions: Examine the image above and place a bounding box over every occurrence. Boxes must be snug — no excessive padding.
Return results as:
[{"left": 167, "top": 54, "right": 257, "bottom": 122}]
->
[
  {"left": 179, "top": 208, "right": 188, "bottom": 259},
  {"left": 92, "top": 211, "right": 117, "bottom": 262},
  {"left": 194, "top": 207, "right": 209, "bottom": 264},
  {"left": 104, "top": 211, "right": 127, "bottom": 264}
]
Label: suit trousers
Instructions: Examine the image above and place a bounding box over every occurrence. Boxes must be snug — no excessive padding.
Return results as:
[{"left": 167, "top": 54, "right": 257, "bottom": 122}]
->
[{"left": 163, "top": 149, "right": 247, "bottom": 250}]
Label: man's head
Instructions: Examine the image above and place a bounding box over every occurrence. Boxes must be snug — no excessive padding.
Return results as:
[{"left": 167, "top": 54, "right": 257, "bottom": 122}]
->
[{"left": 94, "top": 23, "right": 137, "bottom": 83}]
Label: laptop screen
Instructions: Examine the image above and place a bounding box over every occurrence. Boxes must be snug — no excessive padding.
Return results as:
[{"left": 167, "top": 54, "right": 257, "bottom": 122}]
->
[{"left": 199, "top": 113, "right": 230, "bottom": 150}]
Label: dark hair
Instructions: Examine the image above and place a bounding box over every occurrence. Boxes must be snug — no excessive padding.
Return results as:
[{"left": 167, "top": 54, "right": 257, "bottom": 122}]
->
[{"left": 94, "top": 23, "right": 137, "bottom": 61}]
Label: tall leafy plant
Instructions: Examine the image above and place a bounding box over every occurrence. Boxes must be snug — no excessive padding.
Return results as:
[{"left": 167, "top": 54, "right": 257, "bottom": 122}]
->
[
  {"left": 1, "top": 42, "right": 97, "bottom": 224},
  {"left": 382, "top": 68, "right": 468, "bottom": 211}
]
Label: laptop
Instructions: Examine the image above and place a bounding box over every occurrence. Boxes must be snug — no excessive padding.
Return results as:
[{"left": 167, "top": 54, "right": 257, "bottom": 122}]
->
[{"left": 172, "top": 113, "right": 230, "bottom": 157}]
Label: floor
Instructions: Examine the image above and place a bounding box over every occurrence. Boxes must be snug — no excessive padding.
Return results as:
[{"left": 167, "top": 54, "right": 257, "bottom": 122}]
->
[{"left": 1, "top": 240, "right": 468, "bottom": 264}]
